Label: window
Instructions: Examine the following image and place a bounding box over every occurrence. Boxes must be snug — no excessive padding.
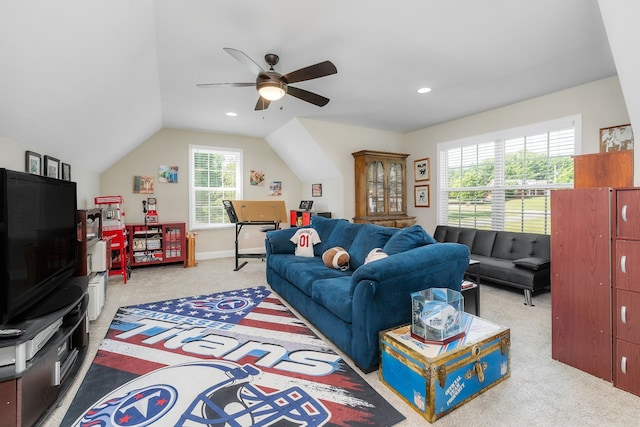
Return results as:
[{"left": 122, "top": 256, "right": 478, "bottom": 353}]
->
[
  {"left": 189, "top": 145, "right": 242, "bottom": 229},
  {"left": 438, "top": 116, "right": 579, "bottom": 234}
]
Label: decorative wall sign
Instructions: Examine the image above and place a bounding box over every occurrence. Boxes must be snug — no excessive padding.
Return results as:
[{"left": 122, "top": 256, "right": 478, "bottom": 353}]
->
[
  {"left": 25, "top": 151, "right": 42, "bottom": 175},
  {"left": 600, "top": 124, "right": 634, "bottom": 152},
  {"left": 269, "top": 180, "right": 282, "bottom": 196},
  {"left": 414, "top": 184, "right": 430, "bottom": 207},
  {"left": 44, "top": 155, "right": 60, "bottom": 178},
  {"left": 414, "top": 157, "right": 430, "bottom": 181},
  {"left": 159, "top": 165, "right": 178, "bottom": 183},
  {"left": 250, "top": 170, "right": 265, "bottom": 186},
  {"left": 312, "top": 183, "right": 322, "bottom": 197},
  {"left": 133, "top": 175, "right": 155, "bottom": 194}
]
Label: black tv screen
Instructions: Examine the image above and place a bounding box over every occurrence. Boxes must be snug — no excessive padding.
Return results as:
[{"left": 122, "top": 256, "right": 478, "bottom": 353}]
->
[{"left": 0, "top": 168, "right": 78, "bottom": 325}]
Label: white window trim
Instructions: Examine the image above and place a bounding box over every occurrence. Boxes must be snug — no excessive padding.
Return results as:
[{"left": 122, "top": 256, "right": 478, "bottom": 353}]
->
[
  {"left": 189, "top": 144, "right": 243, "bottom": 230},
  {"left": 436, "top": 115, "right": 582, "bottom": 229}
]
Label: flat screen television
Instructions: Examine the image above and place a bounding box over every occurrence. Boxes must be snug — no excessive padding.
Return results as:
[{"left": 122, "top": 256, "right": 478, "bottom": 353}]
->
[{"left": 0, "top": 168, "right": 78, "bottom": 325}]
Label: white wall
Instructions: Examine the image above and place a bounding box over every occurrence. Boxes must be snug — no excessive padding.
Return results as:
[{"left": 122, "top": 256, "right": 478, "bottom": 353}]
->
[
  {"left": 598, "top": 0, "right": 640, "bottom": 184},
  {"left": 404, "top": 76, "right": 629, "bottom": 232},
  {"left": 297, "top": 119, "right": 406, "bottom": 220},
  {"left": 0, "top": 134, "right": 101, "bottom": 206},
  {"left": 100, "top": 128, "right": 301, "bottom": 258}
]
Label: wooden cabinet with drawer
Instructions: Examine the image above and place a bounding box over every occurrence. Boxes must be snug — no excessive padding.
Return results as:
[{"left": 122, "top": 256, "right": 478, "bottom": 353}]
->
[{"left": 614, "top": 188, "right": 640, "bottom": 396}]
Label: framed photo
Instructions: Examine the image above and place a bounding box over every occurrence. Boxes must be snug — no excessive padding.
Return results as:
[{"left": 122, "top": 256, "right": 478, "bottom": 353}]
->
[
  {"left": 159, "top": 165, "right": 178, "bottom": 183},
  {"left": 600, "top": 124, "right": 634, "bottom": 152},
  {"left": 62, "top": 163, "right": 71, "bottom": 181},
  {"left": 133, "top": 175, "right": 155, "bottom": 194},
  {"left": 25, "top": 151, "right": 42, "bottom": 175},
  {"left": 312, "top": 183, "right": 322, "bottom": 197},
  {"left": 43, "top": 155, "right": 60, "bottom": 179},
  {"left": 414, "top": 157, "right": 430, "bottom": 181},
  {"left": 414, "top": 184, "right": 430, "bottom": 208}
]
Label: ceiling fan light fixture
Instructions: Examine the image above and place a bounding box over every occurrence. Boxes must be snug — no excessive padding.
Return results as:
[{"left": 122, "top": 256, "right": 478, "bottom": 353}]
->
[{"left": 258, "top": 81, "right": 286, "bottom": 101}]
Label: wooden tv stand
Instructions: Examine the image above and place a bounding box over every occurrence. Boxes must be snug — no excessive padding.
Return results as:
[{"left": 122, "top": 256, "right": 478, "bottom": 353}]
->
[{"left": 0, "top": 276, "right": 89, "bottom": 427}]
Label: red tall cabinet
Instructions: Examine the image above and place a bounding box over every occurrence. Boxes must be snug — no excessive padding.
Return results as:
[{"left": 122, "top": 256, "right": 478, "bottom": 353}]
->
[
  {"left": 552, "top": 187, "right": 640, "bottom": 396},
  {"left": 551, "top": 188, "right": 612, "bottom": 381}
]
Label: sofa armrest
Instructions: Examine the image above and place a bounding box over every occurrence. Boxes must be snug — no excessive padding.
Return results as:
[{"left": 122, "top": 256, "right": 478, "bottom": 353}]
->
[
  {"left": 351, "top": 242, "right": 470, "bottom": 294},
  {"left": 265, "top": 227, "right": 298, "bottom": 255},
  {"left": 513, "top": 257, "right": 550, "bottom": 271},
  {"left": 347, "top": 242, "right": 470, "bottom": 370}
]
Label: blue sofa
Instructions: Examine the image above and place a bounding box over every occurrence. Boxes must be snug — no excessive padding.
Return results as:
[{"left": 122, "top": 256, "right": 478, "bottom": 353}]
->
[{"left": 265, "top": 217, "right": 470, "bottom": 372}]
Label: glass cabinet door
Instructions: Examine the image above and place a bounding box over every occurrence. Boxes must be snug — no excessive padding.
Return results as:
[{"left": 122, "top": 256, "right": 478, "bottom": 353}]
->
[
  {"left": 388, "top": 161, "right": 403, "bottom": 213},
  {"left": 367, "top": 160, "right": 385, "bottom": 214}
]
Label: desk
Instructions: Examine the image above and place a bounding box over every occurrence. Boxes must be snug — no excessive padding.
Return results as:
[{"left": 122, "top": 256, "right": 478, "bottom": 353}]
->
[{"left": 234, "top": 221, "right": 279, "bottom": 271}]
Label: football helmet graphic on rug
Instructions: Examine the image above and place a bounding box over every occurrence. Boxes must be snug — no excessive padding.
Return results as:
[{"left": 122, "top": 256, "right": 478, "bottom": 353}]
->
[{"left": 73, "top": 360, "right": 330, "bottom": 427}]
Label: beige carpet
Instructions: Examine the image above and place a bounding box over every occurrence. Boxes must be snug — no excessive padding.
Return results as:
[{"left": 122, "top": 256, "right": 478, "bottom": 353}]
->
[{"left": 43, "top": 258, "right": 640, "bottom": 427}]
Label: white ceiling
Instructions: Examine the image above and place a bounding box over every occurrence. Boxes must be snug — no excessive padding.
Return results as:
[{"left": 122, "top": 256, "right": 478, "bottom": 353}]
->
[{"left": 0, "top": 0, "right": 616, "bottom": 173}]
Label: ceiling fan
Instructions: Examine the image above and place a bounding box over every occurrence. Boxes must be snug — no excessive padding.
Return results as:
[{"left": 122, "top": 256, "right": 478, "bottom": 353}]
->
[{"left": 197, "top": 48, "right": 337, "bottom": 111}]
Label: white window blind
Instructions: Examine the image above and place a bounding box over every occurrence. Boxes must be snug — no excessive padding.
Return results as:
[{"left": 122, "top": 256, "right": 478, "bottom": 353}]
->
[
  {"left": 438, "top": 116, "right": 578, "bottom": 234},
  {"left": 189, "top": 145, "right": 242, "bottom": 229}
]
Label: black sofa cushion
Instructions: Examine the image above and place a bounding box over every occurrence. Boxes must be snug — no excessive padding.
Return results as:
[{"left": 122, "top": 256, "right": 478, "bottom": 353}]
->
[
  {"left": 472, "top": 230, "right": 497, "bottom": 256},
  {"left": 433, "top": 225, "right": 476, "bottom": 250},
  {"left": 491, "top": 231, "right": 550, "bottom": 261}
]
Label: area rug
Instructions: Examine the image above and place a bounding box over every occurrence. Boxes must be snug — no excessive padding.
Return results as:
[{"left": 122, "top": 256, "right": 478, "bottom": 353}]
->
[{"left": 63, "top": 286, "right": 405, "bottom": 426}]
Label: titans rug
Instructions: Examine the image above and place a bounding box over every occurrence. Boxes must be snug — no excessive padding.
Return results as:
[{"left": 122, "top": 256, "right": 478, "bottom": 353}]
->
[{"left": 64, "top": 286, "right": 404, "bottom": 426}]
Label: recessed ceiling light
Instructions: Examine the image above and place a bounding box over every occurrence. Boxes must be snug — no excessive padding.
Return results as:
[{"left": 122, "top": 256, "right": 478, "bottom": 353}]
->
[
  {"left": 225, "top": 112, "right": 238, "bottom": 117},
  {"left": 417, "top": 87, "right": 432, "bottom": 94}
]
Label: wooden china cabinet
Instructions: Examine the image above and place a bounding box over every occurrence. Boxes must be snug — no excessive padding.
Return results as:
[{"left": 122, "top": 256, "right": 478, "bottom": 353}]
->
[{"left": 352, "top": 150, "right": 415, "bottom": 227}]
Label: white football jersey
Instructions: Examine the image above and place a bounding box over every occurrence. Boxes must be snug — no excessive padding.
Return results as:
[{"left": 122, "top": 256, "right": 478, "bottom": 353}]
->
[{"left": 290, "top": 228, "right": 321, "bottom": 257}]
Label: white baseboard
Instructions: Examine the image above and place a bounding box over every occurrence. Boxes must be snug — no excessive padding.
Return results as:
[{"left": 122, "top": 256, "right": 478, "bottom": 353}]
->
[{"left": 196, "top": 247, "right": 265, "bottom": 261}]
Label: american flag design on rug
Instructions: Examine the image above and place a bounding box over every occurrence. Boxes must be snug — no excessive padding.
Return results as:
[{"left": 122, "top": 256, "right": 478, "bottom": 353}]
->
[{"left": 65, "top": 286, "right": 404, "bottom": 426}]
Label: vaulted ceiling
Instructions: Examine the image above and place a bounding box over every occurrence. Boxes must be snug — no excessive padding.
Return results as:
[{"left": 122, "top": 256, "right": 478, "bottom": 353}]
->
[{"left": 0, "top": 0, "right": 616, "bottom": 173}]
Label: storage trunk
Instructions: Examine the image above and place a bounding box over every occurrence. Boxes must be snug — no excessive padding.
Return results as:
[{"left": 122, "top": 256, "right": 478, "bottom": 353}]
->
[{"left": 380, "top": 315, "right": 510, "bottom": 422}]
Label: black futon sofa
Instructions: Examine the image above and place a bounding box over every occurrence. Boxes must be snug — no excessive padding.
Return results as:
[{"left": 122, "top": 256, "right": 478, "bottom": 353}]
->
[{"left": 433, "top": 225, "right": 550, "bottom": 306}]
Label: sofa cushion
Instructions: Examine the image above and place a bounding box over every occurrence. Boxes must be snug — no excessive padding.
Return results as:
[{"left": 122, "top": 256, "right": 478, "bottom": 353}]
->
[
  {"left": 268, "top": 255, "right": 351, "bottom": 296},
  {"left": 383, "top": 224, "right": 435, "bottom": 255},
  {"left": 513, "top": 257, "right": 550, "bottom": 271},
  {"left": 471, "top": 230, "right": 498, "bottom": 257},
  {"left": 434, "top": 225, "right": 476, "bottom": 250},
  {"left": 323, "top": 220, "right": 362, "bottom": 253},
  {"left": 348, "top": 224, "right": 395, "bottom": 270},
  {"left": 311, "top": 276, "right": 353, "bottom": 323},
  {"left": 474, "top": 255, "right": 550, "bottom": 290},
  {"left": 311, "top": 216, "right": 346, "bottom": 256},
  {"left": 281, "top": 257, "right": 351, "bottom": 296},
  {"left": 491, "top": 232, "right": 550, "bottom": 261}
]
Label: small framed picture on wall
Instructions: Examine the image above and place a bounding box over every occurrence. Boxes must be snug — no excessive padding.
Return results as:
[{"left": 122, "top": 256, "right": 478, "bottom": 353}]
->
[
  {"left": 25, "top": 151, "right": 42, "bottom": 175},
  {"left": 414, "top": 184, "right": 430, "bottom": 208},
  {"left": 414, "top": 158, "right": 430, "bottom": 181},
  {"left": 43, "top": 155, "right": 60, "bottom": 179},
  {"left": 600, "top": 124, "right": 634, "bottom": 152},
  {"left": 312, "top": 183, "right": 322, "bottom": 197},
  {"left": 62, "top": 163, "right": 71, "bottom": 181}
]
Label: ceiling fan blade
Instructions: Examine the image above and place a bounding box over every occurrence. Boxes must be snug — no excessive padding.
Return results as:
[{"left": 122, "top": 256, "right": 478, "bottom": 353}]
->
[
  {"left": 224, "top": 47, "right": 265, "bottom": 76},
  {"left": 282, "top": 61, "right": 337, "bottom": 84},
  {"left": 287, "top": 86, "right": 330, "bottom": 107},
  {"left": 255, "top": 97, "right": 271, "bottom": 111},
  {"left": 196, "top": 82, "right": 254, "bottom": 88}
]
